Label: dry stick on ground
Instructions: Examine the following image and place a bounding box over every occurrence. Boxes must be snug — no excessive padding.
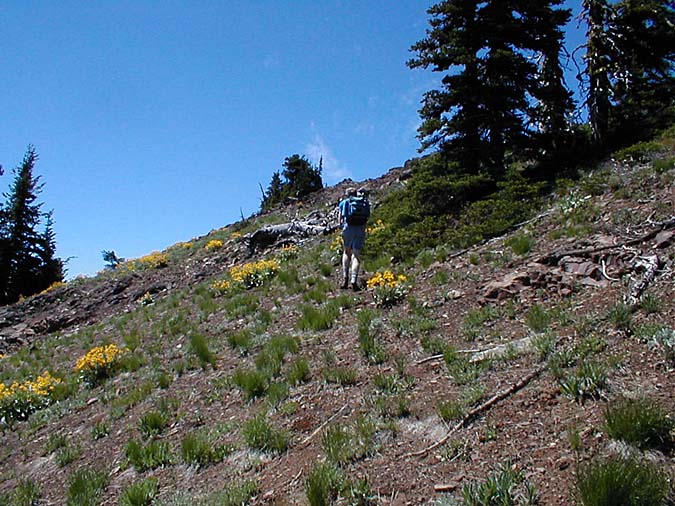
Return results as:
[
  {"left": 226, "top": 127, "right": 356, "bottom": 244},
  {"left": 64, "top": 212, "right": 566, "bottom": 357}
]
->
[
  {"left": 299, "top": 403, "right": 351, "bottom": 446},
  {"left": 405, "top": 365, "right": 547, "bottom": 458}
]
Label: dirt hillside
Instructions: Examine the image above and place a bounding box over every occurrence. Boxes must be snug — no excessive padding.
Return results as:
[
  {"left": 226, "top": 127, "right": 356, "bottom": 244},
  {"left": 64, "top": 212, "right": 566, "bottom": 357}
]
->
[{"left": 0, "top": 145, "right": 673, "bottom": 506}]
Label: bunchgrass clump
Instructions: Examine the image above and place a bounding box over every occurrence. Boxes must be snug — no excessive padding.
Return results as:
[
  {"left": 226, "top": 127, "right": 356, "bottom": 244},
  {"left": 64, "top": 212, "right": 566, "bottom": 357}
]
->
[
  {"left": 305, "top": 461, "right": 345, "bottom": 506},
  {"left": 461, "top": 306, "right": 499, "bottom": 341},
  {"left": 201, "top": 480, "right": 259, "bottom": 506},
  {"left": 189, "top": 332, "right": 217, "bottom": 369},
  {"left": 10, "top": 479, "right": 42, "bottom": 506},
  {"left": 227, "top": 329, "right": 253, "bottom": 355},
  {"left": 297, "top": 303, "right": 340, "bottom": 332},
  {"left": 436, "top": 399, "right": 464, "bottom": 423},
  {"left": 577, "top": 454, "right": 668, "bottom": 506},
  {"left": 607, "top": 302, "right": 632, "bottom": 332},
  {"left": 66, "top": 467, "right": 109, "bottom": 506},
  {"left": 357, "top": 310, "right": 387, "bottom": 364},
  {"left": 91, "top": 421, "right": 109, "bottom": 440},
  {"left": 286, "top": 358, "right": 311, "bottom": 386},
  {"left": 232, "top": 367, "right": 268, "bottom": 401},
  {"left": 322, "top": 416, "right": 376, "bottom": 465},
  {"left": 505, "top": 233, "right": 535, "bottom": 256},
  {"left": 604, "top": 396, "right": 673, "bottom": 450},
  {"left": 139, "top": 410, "right": 169, "bottom": 438},
  {"left": 322, "top": 366, "right": 358, "bottom": 386},
  {"left": 242, "top": 414, "right": 289, "bottom": 453},
  {"left": 119, "top": 477, "right": 159, "bottom": 506},
  {"left": 181, "top": 430, "right": 231, "bottom": 468},
  {"left": 444, "top": 347, "right": 488, "bottom": 386},
  {"left": 124, "top": 439, "right": 173, "bottom": 471}
]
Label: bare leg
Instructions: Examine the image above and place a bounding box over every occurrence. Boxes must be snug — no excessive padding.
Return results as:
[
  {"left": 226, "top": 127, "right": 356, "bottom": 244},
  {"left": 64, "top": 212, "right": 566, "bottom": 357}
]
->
[
  {"left": 342, "top": 247, "right": 352, "bottom": 287},
  {"left": 350, "top": 248, "right": 361, "bottom": 285}
]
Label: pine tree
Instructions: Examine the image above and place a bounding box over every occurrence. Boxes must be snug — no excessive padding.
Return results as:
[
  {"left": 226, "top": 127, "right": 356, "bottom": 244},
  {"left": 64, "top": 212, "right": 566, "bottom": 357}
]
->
[
  {"left": 0, "top": 146, "right": 64, "bottom": 304},
  {"left": 281, "top": 154, "right": 323, "bottom": 198},
  {"left": 261, "top": 171, "right": 284, "bottom": 211},
  {"left": 581, "top": 0, "right": 617, "bottom": 146},
  {"left": 260, "top": 155, "right": 323, "bottom": 211},
  {"left": 610, "top": 0, "right": 675, "bottom": 144},
  {"left": 408, "top": 0, "right": 572, "bottom": 177}
]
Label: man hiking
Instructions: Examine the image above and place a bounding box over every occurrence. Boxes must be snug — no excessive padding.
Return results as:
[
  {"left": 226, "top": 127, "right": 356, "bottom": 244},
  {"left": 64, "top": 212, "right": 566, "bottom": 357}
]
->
[{"left": 338, "top": 187, "right": 370, "bottom": 291}]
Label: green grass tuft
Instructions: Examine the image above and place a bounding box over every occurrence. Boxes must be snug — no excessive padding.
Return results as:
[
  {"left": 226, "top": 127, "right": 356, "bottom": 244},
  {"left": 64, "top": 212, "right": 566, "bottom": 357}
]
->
[
  {"left": 66, "top": 468, "right": 109, "bottom": 506},
  {"left": 577, "top": 454, "right": 668, "bottom": 506},
  {"left": 604, "top": 396, "right": 673, "bottom": 450},
  {"left": 119, "top": 477, "right": 159, "bottom": 506}
]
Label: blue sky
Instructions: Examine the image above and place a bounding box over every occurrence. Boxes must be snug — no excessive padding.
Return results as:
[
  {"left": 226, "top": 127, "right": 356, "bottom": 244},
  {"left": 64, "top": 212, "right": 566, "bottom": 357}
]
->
[{"left": 1, "top": 1, "right": 585, "bottom": 278}]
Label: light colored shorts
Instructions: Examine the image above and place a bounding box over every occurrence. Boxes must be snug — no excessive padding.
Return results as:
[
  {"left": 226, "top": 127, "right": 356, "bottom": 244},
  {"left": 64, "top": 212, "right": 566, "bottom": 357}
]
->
[{"left": 342, "top": 225, "right": 366, "bottom": 252}]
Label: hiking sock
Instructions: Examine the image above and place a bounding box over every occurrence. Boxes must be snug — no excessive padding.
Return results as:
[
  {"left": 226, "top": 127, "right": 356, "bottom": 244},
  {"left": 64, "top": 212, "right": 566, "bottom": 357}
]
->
[
  {"left": 342, "top": 252, "right": 350, "bottom": 283},
  {"left": 350, "top": 256, "right": 360, "bottom": 285}
]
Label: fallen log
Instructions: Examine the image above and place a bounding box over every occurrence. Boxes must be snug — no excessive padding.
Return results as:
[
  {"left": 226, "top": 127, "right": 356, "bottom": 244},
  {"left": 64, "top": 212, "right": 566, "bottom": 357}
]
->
[{"left": 245, "top": 219, "right": 338, "bottom": 253}]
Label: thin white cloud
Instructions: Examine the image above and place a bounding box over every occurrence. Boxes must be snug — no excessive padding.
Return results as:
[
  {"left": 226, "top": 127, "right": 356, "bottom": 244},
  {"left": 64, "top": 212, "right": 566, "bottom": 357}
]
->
[{"left": 305, "top": 134, "right": 351, "bottom": 184}]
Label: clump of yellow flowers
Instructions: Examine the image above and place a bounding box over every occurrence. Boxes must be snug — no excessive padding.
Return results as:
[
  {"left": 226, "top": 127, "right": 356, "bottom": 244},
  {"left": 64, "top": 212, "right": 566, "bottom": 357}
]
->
[
  {"left": 229, "top": 259, "right": 280, "bottom": 289},
  {"left": 211, "top": 279, "right": 231, "bottom": 294},
  {"left": 205, "top": 239, "right": 224, "bottom": 251},
  {"left": 0, "top": 371, "right": 62, "bottom": 423},
  {"left": 366, "top": 270, "right": 409, "bottom": 307},
  {"left": 278, "top": 243, "right": 299, "bottom": 261},
  {"left": 366, "top": 271, "right": 407, "bottom": 289},
  {"left": 366, "top": 219, "right": 386, "bottom": 235},
  {"left": 123, "top": 252, "right": 169, "bottom": 271},
  {"left": 75, "top": 344, "right": 128, "bottom": 386}
]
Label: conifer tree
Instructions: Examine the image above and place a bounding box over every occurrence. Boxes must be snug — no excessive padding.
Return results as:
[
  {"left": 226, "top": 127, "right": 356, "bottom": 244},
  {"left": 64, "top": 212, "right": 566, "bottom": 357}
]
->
[
  {"left": 409, "top": 0, "right": 572, "bottom": 177},
  {"left": 260, "top": 155, "right": 323, "bottom": 211},
  {"left": 0, "top": 146, "right": 64, "bottom": 304},
  {"left": 581, "top": 0, "right": 616, "bottom": 146},
  {"left": 610, "top": 0, "right": 675, "bottom": 144}
]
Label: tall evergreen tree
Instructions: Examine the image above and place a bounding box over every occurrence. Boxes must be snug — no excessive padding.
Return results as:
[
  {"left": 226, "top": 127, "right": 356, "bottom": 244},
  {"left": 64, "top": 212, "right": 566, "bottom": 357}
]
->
[
  {"left": 0, "top": 146, "right": 64, "bottom": 304},
  {"left": 610, "top": 0, "right": 675, "bottom": 144},
  {"left": 409, "top": 0, "right": 572, "bottom": 177},
  {"left": 581, "top": 0, "right": 617, "bottom": 146}
]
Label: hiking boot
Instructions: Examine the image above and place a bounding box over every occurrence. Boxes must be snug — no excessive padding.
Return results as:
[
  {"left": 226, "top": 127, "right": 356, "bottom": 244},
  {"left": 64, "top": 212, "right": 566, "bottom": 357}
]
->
[
  {"left": 340, "top": 279, "right": 349, "bottom": 290},
  {"left": 351, "top": 281, "right": 361, "bottom": 292}
]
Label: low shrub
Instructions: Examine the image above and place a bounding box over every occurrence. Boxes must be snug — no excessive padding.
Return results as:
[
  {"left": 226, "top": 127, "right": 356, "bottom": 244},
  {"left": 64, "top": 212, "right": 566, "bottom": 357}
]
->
[{"left": 229, "top": 259, "right": 279, "bottom": 289}]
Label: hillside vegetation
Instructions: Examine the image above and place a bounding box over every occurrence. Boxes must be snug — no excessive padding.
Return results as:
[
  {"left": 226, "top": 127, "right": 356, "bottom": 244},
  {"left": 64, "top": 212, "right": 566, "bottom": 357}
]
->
[{"left": 0, "top": 130, "right": 674, "bottom": 505}]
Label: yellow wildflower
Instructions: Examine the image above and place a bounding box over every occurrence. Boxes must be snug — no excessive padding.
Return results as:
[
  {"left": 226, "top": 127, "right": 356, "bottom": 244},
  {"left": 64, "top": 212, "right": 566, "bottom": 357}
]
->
[{"left": 205, "top": 239, "right": 224, "bottom": 251}]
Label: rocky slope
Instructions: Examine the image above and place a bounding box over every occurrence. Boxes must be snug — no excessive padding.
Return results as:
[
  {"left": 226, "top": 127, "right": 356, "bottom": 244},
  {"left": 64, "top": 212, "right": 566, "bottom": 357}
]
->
[{"left": 0, "top": 146, "right": 673, "bottom": 506}]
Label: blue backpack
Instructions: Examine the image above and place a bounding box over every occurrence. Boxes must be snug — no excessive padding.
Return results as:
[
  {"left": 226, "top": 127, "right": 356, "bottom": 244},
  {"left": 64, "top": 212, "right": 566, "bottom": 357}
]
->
[{"left": 345, "top": 196, "right": 370, "bottom": 226}]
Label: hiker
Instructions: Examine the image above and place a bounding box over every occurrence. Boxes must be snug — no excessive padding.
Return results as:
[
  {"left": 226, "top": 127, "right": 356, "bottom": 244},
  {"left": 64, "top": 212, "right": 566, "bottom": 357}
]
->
[{"left": 338, "top": 187, "right": 370, "bottom": 291}]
